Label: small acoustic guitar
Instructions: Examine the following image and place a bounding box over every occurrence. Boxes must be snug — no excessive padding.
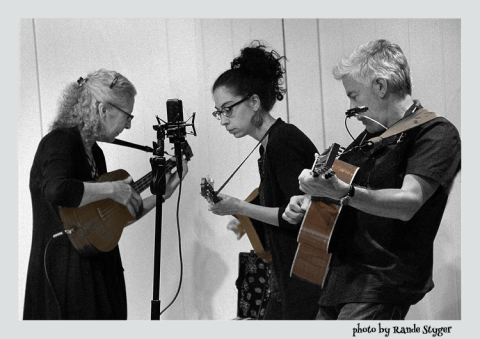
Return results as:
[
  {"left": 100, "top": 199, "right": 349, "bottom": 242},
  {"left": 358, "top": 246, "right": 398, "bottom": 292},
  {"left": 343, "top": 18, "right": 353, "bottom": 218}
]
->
[
  {"left": 59, "top": 141, "right": 193, "bottom": 256},
  {"left": 290, "top": 143, "right": 359, "bottom": 286},
  {"left": 200, "top": 177, "right": 272, "bottom": 263}
]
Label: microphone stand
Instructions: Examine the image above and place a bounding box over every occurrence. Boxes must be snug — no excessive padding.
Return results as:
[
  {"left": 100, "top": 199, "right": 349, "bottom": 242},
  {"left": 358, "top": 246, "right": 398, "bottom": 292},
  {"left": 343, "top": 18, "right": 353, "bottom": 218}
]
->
[
  {"left": 150, "top": 118, "right": 167, "bottom": 320},
  {"left": 148, "top": 112, "right": 196, "bottom": 320},
  {"left": 104, "top": 112, "right": 196, "bottom": 320}
]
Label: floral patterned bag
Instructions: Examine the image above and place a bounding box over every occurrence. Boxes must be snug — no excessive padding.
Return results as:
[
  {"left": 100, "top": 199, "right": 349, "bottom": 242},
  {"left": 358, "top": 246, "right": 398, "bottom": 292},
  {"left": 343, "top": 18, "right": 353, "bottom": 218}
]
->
[{"left": 235, "top": 250, "right": 270, "bottom": 320}]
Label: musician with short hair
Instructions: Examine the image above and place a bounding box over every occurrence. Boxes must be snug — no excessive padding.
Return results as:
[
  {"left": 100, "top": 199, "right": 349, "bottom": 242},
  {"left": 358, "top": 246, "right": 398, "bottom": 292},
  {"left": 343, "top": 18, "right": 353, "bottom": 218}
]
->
[
  {"left": 282, "top": 39, "right": 461, "bottom": 320},
  {"left": 23, "top": 69, "right": 187, "bottom": 320},
  {"left": 206, "top": 41, "right": 321, "bottom": 319}
]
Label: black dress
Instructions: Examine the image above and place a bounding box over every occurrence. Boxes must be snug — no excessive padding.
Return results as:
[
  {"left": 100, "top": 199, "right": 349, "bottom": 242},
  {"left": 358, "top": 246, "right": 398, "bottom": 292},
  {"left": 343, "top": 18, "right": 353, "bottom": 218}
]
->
[{"left": 23, "top": 127, "right": 127, "bottom": 320}]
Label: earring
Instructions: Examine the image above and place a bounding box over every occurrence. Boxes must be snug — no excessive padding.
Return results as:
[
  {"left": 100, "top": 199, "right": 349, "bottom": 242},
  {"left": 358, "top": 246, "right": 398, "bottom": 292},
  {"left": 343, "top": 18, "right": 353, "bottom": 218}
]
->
[{"left": 251, "top": 110, "right": 264, "bottom": 128}]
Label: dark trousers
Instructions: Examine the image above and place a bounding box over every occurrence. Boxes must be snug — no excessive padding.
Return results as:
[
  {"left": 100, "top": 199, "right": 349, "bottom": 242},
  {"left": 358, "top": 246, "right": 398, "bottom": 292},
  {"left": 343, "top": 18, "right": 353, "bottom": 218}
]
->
[
  {"left": 263, "top": 291, "right": 320, "bottom": 320},
  {"left": 317, "top": 303, "right": 410, "bottom": 320}
]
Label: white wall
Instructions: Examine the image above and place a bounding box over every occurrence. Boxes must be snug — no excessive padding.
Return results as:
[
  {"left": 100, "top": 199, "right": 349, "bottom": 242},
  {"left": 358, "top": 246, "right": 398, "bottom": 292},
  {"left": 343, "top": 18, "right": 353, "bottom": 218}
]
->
[{"left": 18, "top": 18, "right": 461, "bottom": 321}]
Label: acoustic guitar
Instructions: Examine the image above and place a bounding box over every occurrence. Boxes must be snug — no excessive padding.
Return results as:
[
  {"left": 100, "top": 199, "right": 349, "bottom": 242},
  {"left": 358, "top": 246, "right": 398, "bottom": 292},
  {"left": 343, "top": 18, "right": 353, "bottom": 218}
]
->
[
  {"left": 290, "top": 143, "right": 359, "bottom": 286},
  {"left": 59, "top": 141, "right": 193, "bottom": 256},
  {"left": 200, "top": 177, "right": 272, "bottom": 263}
]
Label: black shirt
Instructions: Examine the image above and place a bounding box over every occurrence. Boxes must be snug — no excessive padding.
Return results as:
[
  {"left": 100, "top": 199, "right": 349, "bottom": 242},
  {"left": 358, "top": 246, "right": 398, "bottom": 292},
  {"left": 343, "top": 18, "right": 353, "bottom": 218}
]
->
[{"left": 319, "top": 104, "right": 461, "bottom": 306}]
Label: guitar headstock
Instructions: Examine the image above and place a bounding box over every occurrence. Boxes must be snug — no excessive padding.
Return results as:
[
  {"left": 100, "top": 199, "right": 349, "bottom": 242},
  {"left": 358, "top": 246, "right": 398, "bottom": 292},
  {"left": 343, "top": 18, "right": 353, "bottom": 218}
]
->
[
  {"left": 200, "top": 176, "right": 221, "bottom": 204},
  {"left": 311, "top": 143, "right": 341, "bottom": 177}
]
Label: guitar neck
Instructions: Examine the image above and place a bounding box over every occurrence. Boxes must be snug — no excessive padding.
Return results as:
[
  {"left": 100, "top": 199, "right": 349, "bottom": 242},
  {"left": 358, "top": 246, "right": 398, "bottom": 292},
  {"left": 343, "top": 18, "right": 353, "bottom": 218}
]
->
[
  {"left": 312, "top": 143, "right": 341, "bottom": 177},
  {"left": 131, "top": 158, "right": 176, "bottom": 194}
]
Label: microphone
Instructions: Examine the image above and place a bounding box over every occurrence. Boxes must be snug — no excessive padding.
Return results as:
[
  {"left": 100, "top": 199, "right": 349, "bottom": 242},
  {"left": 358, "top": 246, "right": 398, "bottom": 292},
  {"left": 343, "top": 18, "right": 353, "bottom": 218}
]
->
[
  {"left": 345, "top": 106, "right": 368, "bottom": 118},
  {"left": 166, "top": 99, "right": 186, "bottom": 177},
  {"left": 345, "top": 106, "right": 387, "bottom": 130},
  {"left": 166, "top": 99, "right": 186, "bottom": 143}
]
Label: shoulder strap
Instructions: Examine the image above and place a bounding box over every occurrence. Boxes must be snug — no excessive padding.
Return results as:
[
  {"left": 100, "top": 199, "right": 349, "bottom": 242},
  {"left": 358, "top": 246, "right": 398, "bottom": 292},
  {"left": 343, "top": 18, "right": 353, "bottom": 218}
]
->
[
  {"left": 366, "top": 108, "right": 437, "bottom": 153},
  {"left": 215, "top": 122, "right": 275, "bottom": 195}
]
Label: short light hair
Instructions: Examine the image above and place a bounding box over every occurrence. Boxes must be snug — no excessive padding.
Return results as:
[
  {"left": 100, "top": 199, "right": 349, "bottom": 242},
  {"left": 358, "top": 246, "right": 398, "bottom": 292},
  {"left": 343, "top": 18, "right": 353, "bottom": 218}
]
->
[
  {"left": 333, "top": 39, "right": 412, "bottom": 97},
  {"left": 50, "top": 69, "right": 137, "bottom": 144}
]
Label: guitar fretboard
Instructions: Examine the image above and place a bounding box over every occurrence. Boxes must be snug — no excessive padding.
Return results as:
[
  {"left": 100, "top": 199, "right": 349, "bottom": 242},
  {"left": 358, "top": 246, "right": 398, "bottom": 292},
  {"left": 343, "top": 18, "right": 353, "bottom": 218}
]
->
[{"left": 131, "top": 158, "right": 176, "bottom": 194}]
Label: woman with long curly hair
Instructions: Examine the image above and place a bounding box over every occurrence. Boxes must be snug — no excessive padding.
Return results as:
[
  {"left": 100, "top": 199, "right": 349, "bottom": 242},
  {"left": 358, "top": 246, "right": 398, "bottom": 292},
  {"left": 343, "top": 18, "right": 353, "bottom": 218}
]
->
[
  {"left": 207, "top": 41, "right": 322, "bottom": 319},
  {"left": 23, "top": 69, "right": 187, "bottom": 319}
]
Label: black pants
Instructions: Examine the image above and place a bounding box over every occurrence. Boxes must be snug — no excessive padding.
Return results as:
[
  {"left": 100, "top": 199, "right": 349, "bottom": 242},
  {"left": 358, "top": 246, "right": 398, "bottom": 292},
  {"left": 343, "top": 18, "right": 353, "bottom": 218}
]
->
[
  {"left": 317, "top": 303, "right": 411, "bottom": 320},
  {"left": 263, "top": 290, "right": 320, "bottom": 320}
]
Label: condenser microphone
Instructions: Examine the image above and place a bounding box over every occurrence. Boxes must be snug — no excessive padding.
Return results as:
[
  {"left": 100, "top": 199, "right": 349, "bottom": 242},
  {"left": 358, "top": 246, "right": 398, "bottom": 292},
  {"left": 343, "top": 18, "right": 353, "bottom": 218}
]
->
[
  {"left": 166, "top": 99, "right": 185, "bottom": 176},
  {"left": 166, "top": 99, "right": 186, "bottom": 143}
]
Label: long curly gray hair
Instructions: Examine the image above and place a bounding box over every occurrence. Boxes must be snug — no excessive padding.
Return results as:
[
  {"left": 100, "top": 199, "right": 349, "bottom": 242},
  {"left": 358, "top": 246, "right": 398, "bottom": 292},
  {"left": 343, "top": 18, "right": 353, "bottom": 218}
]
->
[{"left": 50, "top": 69, "right": 137, "bottom": 144}]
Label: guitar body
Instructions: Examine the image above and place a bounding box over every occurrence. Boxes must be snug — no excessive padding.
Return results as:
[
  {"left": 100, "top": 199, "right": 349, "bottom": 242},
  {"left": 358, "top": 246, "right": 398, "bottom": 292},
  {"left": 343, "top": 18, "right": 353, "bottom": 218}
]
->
[
  {"left": 59, "top": 141, "right": 193, "bottom": 256},
  {"left": 234, "top": 188, "right": 272, "bottom": 263},
  {"left": 291, "top": 159, "right": 359, "bottom": 286},
  {"left": 59, "top": 169, "right": 137, "bottom": 256}
]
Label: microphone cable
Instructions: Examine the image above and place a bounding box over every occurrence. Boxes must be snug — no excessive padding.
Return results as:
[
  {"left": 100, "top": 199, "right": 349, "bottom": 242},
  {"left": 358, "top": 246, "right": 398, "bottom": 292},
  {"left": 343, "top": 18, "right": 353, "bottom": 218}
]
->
[
  {"left": 44, "top": 231, "right": 65, "bottom": 320},
  {"left": 345, "top": 116, "right": 355, "bottom": 141},
  {"left": 160, "top": 175, "right": 184, "bottom": 316},
  {"left": 345, "top": 106, "right": 387, "bottom": 141}
]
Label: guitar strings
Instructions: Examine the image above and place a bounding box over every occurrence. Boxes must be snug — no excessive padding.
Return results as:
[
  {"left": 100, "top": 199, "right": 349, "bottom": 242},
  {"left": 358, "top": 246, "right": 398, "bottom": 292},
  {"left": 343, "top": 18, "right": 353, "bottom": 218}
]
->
[
  {"left": 97, "top": 159, "right": 178, "bottom": 221},
  {"left": 96, "top": 158, "right": 178, "bottom": 221},
  {"left": 133, "top": 174, "right": 152, "bottom": 192},
  {"left": 97, "top": 201, "right": 120, "bottom": 220},
  {"left": 131, "top": 158, "right": 176, "bottom": 193}
]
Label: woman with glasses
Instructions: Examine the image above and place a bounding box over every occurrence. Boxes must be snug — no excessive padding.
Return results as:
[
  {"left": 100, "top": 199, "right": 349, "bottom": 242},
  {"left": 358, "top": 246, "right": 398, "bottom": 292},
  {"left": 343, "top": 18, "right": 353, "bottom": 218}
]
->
[
  {"left": 23, "top": 69, "right": 187, "bottom": 319},
  {"left": 207, "top": 41, "right": 322, "bottom": 319}
]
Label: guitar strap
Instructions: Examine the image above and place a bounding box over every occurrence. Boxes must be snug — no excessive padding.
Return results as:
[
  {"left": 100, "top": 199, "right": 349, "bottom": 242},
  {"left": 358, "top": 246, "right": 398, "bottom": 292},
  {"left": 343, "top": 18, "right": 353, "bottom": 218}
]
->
[
  {"left": 362, "top": 105, "right": 437, "bottom": 155},
  {"left": 215, "top": 121, "right": 276, "bottom": 194}
]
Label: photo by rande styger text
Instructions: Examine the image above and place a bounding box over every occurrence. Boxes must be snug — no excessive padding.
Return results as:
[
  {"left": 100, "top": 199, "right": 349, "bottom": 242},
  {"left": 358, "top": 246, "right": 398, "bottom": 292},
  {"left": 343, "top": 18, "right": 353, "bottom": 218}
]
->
[{"left": 352, "top": 322, "right": 453, "bottom": 337}]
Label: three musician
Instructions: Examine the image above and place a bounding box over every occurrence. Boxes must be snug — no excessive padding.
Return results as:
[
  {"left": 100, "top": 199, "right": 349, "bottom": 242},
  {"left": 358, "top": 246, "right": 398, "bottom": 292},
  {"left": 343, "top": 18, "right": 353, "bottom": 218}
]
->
[{"left": 24, "top": 40, "right": 460, "bottom": 320}]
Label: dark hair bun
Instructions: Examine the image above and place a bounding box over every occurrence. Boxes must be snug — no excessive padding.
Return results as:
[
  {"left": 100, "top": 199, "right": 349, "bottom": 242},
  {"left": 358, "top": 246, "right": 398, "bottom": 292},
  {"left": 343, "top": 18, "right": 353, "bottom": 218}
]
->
[
  {"left": 230, "top": 40, "right": 286, "bottom": 102},
  {"left": 212, "top": 40, "right": 287, "bottom": 111},
  {"left": 231, "top": 41, "right": 284, "bottom": 85}
]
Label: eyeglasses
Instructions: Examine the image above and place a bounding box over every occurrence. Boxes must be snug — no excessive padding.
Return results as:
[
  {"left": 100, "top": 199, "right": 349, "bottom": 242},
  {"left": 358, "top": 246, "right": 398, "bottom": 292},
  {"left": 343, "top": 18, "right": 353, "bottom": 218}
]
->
[
  {"left": 212, "top": 95, "right": 251, "bottom": 120},
  {"left": 108, "top": 102, "right": 134, "bottom": 122}
]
